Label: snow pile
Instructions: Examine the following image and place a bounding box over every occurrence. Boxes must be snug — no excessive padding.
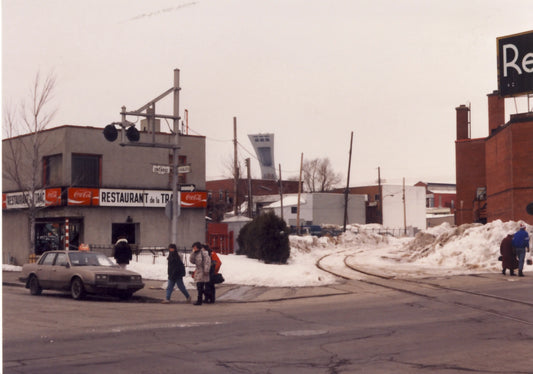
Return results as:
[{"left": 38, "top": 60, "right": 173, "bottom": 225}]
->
[{"left": 3, "top": 220, "right": 531, "bottom": 287}]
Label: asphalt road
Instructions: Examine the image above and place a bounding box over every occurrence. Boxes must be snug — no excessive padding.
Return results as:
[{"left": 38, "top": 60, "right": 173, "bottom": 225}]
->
[{"left": 4, "top": 274, "right": 533, "bottom": 374}]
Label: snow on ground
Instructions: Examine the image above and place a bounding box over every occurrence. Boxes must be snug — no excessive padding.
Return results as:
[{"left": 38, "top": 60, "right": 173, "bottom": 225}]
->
[{"left": 4, "top": 220, "right": 531, "bottom": 288}]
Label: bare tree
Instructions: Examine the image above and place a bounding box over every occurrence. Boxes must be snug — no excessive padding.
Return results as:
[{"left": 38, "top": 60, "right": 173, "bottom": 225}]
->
[
  {"left": 302, "top": 157, "right": 342, "bottom": 192},
  {"left": 3, "top": 72, "right": 57, "bottom": 258},
  {"left": 220, "top": 152, "right": 245, "bottom": 180}
]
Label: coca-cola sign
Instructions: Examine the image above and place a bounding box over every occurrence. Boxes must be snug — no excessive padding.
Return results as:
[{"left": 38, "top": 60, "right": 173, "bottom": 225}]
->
[
  {"left": 181, "top": 192, "right": 207, "bottom": 208},
  {"left": 68, "top": 188, "right": 99, "bottom": 206}
]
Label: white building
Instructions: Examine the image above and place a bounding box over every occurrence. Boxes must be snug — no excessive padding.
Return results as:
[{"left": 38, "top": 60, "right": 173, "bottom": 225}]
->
[
  {"left": 381, "top": 184, "right": 427, "bottom": 233},
  {"left": 264, "top": 193, "right": 366, "bottom": 227}
]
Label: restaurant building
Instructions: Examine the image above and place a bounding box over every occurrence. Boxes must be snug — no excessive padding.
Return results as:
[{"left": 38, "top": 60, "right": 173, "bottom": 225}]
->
[{"left": 2, "top": 125, "right": 206, "bottom": 265}]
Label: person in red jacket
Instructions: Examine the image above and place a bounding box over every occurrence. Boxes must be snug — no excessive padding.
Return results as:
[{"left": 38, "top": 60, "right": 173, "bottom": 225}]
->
[
  {"left": 500, "top": 234, "right": 518, "bottom": 276},
  {"left": 204, "top": 244, "right": 221, "bottom": 304}
]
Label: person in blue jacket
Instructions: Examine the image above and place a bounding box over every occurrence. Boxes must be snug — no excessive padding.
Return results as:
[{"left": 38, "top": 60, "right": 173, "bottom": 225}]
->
[{"left": 512, "top": 223, "right": 530, "bottom": 277}]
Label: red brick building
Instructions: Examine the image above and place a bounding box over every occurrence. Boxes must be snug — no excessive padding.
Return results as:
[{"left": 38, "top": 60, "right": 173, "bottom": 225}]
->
[
  {"left": 455, "top": 91, "right": 533, "bottom": 225},
  {"left": 205, "top": 178, "right": 301, "bottom": 220}
]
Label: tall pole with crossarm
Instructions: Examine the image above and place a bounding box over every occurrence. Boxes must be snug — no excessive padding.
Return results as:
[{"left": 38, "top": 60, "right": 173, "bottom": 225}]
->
[
  {"left": 171, "top": 69, "right": 180, "bottom": 246},
  {"left": 103, "top": 69, "right": 182, "bottom": 246}
]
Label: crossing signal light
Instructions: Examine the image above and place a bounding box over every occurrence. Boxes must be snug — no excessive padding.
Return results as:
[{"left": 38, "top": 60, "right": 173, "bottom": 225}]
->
[
  {"left": 102, "top": 124, "right": 140, "bottom": 142},
  {"left": 103, "top": 125, "right": 118, "bottom": 142},
  {"left": 126, "top": 126, "right": 140, "bottom": 142}
]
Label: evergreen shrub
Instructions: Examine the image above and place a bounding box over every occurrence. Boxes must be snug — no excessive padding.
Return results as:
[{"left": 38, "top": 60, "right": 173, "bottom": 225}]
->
[{"left": 236, "top": 211, "right": 290, "bottom": 264}]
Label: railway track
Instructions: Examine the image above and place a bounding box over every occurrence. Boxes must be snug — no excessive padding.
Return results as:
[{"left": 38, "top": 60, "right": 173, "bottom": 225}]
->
[{"left": 316, "top": 251, "right": 533, "bottom": 326}]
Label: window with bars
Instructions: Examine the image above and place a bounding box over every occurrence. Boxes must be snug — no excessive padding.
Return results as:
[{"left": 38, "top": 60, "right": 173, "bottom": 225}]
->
[{"left": 72, "top": 154, "right": 101, "bottom": 187}]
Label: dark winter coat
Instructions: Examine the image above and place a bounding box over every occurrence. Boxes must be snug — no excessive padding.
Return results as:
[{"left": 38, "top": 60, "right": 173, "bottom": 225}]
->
[
  {"left": 113, "top": 238, "right": 132, "bottom": 265},
  {"left": 167, "top": 251, "right": 186, "bottom": 281},
  {"left": 500, "top": 234, "right": 518, "bottom": 270}
]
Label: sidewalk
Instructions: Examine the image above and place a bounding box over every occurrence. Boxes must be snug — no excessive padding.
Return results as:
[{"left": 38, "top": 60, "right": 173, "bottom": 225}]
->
[
  {"left": 7, "top": 270, "right": 532, "bottom": 304},
  {"left": 2, "top": 270, "right": 350, "bottom": 303}
]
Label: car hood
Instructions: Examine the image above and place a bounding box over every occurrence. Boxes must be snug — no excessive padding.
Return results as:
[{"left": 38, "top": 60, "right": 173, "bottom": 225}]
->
[{"left": 76, "top": 266, "right": 143, "bottom": 277}]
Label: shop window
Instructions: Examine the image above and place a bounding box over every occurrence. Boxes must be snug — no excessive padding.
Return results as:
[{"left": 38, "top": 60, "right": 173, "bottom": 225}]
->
[
  {"left": 72, "top": 154, "right": 101, "bottom": 187},
  {"left": 35, "top": 222, "right": 63, "bottom": 254},
  {"left": 35, "top": 219, "right": 82, "bottom": 255},
  {"left": 43, "top": 154, "right": 62, "bottom": 186}
]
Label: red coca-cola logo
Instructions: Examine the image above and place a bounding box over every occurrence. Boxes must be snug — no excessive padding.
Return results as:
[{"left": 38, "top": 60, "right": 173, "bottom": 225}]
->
[
  {"left": 68, "top": 188, "right": 98, "bottom": 206},
  {"left": 74, "top": 190, "right": 92, "bottom": 199},
  {"left": 47, "top": 190, "right": 59, "bottom": 198},
  {"left": 185, "top": 194, "right": 202, "bottom": 201}
]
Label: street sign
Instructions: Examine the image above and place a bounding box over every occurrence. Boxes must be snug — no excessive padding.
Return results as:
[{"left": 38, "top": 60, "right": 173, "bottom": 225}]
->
[
  {"left": 179, "top": 184, "right": 196, "bottom": 192},
  {"left": 152, "top": 165, "right": 171, "bottom": 174},
  {"left": 178, "top": 165, "right": 191, "bottom": 173}
]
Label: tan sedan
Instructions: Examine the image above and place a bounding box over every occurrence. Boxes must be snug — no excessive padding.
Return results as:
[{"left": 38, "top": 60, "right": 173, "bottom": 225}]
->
[{"left": 20, "top": 250, "right": 144, "bottom": 300}]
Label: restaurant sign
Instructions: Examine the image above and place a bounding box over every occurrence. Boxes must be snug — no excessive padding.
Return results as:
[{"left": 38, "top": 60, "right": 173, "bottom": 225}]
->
[
  {"left": 2, "top": 188, "right": 61, "bottom": 210},
  {"left": 4, "top": 188, "right": 207, "bottom": 209}
]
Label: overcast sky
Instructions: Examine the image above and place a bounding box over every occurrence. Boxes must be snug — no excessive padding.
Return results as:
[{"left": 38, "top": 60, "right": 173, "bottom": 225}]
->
[{"left": 2, "top": 1, "right": 532, "bottom": 186}]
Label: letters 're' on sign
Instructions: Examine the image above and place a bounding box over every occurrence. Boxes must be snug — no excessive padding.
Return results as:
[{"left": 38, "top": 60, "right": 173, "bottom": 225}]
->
[{"left": 497, "top": 30, "right": 533, "bottom": 97}]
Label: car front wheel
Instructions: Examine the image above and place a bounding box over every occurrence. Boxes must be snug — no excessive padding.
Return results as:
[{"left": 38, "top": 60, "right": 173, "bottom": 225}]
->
[
  {"left": 29, "top": 275, "right": 42, "bottom": 296},
  {"left": 70, "top": 277, "right": 86, "bottom": 300}
]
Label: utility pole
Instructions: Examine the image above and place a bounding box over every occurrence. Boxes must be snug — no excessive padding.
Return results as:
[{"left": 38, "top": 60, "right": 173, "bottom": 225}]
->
[
  {"left": 297, "top": 153, "right": 303, "bottom": 234},
  {"left": 171, "top": 69, "right": 180, "bottom": 246},
  {"left": 378, "top": 166, "right": 382, "bottom": 224},
  {"left": 403, "top": 177, "right": 407, "bottom": 235},
  {"left": 104, "top": 69, "right": 182, "bottom": 246},
  {"left": 343, "top": 131, "right": 353, "bottom": 232},
  {"left": 246, "top": 158, "right": 252, "bottom": 218},
  {"left": 233, "top": 117, "right": 238, "bottom": 216},
  {"left": 278, "top": 164, "right": 284, "bottom": 221}
]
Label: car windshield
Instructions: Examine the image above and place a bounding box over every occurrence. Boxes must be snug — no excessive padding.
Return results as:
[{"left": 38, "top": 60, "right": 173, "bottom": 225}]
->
[{"left": 68, "top": 252, "right": 115, "bottom": 267}]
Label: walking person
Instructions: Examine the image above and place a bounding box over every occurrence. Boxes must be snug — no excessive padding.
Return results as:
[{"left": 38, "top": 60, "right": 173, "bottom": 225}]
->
[
  {"left": 512, "top": 223, "right": 530, "bottom": 277},
  {"left": 189, "top": 241, "right": 211, "bottom": 305},
  {"left": 162, "top": 244, "right": 191, "bottom": 304},
  {"left": 500, "top": 234, "right": 518, "bottom": 276},
  {"left": 204, "top": 245, "right": 222, "bottom": 304},
  {"left": 113, "top": 235, "right": 132, "bottom": 269}
]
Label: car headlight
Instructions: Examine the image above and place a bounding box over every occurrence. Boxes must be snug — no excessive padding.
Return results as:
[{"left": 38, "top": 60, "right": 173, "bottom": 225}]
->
[
  {"left": 95, "top": 274, "right": 108, "bottom": 281},
  {"left": 130, "top": 275, "right": 141, "bottom": 282}
]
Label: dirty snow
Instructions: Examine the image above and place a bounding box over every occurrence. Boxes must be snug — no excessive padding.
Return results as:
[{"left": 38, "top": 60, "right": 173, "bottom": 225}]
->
[{"left": 4, "top": 220, "right": 531, "bottom": 288}]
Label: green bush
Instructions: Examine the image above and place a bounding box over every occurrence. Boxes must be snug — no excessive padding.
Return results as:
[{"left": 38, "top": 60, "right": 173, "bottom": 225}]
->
[{"left": 236, "top": 212, "right": 290, "bottom": 264}]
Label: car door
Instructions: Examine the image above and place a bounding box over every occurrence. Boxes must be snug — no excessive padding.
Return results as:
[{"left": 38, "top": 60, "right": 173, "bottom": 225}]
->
[
  {"left": 48, "top": 252, "right": 71, "bottom": 290},
  {"left": 35, "top": 252, "right": 57, "bottom": 288}
]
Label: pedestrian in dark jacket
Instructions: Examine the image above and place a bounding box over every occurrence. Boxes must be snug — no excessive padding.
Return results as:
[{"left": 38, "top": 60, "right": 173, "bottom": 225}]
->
[
  {"left": 162, "top": 244, "right": 191, "bottom": 304},
  {"left": 500, "top": 234, "right": 518, "bottom": 276},
  {"left": 204, "top": 245, "right": 222, "bottom": 304},
  {"left": 189, "top": 241, "right": 211, "bottom": 305},
  {"left": 513, "top": 223, "right": 530, "bottom": 277},
  {"left": 113, "top": 236, "right": 132, "bottom": 269}
]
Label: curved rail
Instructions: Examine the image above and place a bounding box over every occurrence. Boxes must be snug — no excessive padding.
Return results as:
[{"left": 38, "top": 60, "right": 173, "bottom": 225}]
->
[{"left": 316, "top": 251, "right": 533, "bottom": 325}]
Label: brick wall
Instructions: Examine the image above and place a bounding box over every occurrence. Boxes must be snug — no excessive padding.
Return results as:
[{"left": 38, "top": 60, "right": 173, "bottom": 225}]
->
[{"left": 455, "top": 138, "right": 486, "bottom": 225}]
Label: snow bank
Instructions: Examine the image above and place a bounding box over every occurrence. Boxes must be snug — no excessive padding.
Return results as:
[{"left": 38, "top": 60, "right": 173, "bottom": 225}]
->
[{"left": 3, "top": 220, "right": 531, "bottom": 287}]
